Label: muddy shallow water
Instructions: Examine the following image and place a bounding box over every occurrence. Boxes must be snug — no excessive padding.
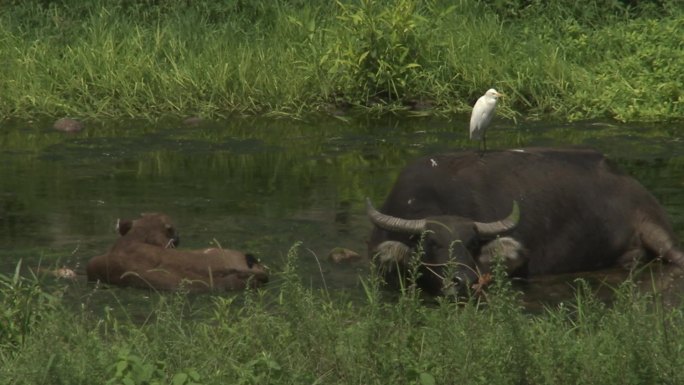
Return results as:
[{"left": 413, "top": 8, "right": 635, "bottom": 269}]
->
[{"left": 1, "top": 116, "right": 683, "bottom": 308}]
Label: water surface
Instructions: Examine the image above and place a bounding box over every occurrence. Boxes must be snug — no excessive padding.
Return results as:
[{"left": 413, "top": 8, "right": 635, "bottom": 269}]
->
[{"left": 1, "top": 116, "right": 683, "bottom": 306}]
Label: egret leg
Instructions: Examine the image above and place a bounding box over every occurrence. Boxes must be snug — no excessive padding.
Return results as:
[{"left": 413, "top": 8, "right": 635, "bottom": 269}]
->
[
  {"left": 483, "top": 134, "right": 487, "bottom": 152},
  {"left": 477, "top": 141, "right": 485, "bottom": 157}
]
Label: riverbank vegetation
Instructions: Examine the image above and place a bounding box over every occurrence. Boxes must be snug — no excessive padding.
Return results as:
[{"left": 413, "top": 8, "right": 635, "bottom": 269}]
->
[
  {"left": 0, "top": 0, "right": 682, "bottom": 122},
  {"left": 3, "top": 246, "right": 684, "bottom": 385}
]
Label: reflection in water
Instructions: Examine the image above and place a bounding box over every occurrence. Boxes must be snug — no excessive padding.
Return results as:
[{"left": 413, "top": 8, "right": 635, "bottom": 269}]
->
[
  {"left": 519, "top": 262, "right": 684, "bottom": 312},
  {"left": 0, "top": 116, "right": 683, "bottom": 308}
]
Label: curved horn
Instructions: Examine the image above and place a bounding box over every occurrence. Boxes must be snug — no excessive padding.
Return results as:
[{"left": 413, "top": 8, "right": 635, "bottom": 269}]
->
[
  {"left": 474, "top": 201, "right": 520, "bottom": 237},
  {"left": 366, "top": 198, "right": 426, "bottom": 234}
]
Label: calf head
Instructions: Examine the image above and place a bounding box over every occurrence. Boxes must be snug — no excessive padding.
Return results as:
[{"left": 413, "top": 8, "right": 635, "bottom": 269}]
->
[
  {"left": 367, "top": 199, "right": 519, "bottom": 295},
  {"left": 116, "top": 213, "right": 180, "bottom": 248}
]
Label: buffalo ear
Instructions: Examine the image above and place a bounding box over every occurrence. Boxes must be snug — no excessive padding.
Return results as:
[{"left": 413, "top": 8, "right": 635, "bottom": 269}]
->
[{"left": 116, "top": 219, "right": 133, "bottom": 236}]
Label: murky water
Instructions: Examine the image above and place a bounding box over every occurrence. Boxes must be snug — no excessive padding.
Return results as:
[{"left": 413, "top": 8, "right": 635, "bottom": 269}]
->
[{"left": 1, "top": 116, "right": 683, "bottom": 308}]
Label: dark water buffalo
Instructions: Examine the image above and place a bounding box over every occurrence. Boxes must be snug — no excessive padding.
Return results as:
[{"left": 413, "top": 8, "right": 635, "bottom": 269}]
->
[
  {"left": 87, "top": 213, "right": 268, "bottom": 291},
  {"left": 367, "top": 147, "right": 684, "bottom": 296}
]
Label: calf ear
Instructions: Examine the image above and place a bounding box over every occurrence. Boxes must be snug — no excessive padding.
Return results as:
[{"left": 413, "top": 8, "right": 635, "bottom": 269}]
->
[
  {"left": 116, "top": 219, "right": 133, "bottom": 236},
  {"left": 245, "top": 253, "right": 258, "bottom": 269}
]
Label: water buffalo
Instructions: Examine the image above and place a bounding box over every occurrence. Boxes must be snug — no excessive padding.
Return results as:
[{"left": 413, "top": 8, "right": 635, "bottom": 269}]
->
[
  {"left": 86, "top": 213, "right": 268, "bottom": 291},
  {"left": 367, "top": 147, "right": 684, "bottom": 296}
]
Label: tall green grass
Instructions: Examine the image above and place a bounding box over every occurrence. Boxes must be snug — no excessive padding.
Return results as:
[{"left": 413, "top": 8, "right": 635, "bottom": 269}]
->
[
  {"left": 3, "top": 246, "right": 684, "bottom": 385},
  {"left": 0, "top": 0, "right": 682, "bottom": 122}
]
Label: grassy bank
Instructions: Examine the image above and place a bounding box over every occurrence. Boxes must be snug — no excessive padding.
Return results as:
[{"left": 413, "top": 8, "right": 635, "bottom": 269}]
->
[
  {"left": 0, "top": 0, "right": 682, "bottom": 122},
  {"left": 3, "top": 246, "right": 684, "bottom": 385}
]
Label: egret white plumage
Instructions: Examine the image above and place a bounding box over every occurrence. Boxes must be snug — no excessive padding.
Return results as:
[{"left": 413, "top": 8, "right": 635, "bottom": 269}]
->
[{"left": 469, "top": 88, "right": 503, "bottom": 152}]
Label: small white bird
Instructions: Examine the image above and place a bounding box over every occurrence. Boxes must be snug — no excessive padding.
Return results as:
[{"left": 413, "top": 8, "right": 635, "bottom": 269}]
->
[{"left": 469, "top": 88, "right": 503, "bottom": 152}]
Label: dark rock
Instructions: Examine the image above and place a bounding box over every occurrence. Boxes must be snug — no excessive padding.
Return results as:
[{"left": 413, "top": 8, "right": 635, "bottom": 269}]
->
[
  {"left": 182, "top": 116, "right": 204, "bottom": 126},
  {"left": 328, "top": 247, "right": 363, "bottom": 264},
  {"left": 53, "top": 118, "right": 83, "bottom": 133}
]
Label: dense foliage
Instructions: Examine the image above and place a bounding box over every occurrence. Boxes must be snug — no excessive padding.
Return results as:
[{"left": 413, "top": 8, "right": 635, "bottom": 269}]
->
[
  {"left": 3, "top": 245, "right": 684, "bottom": 385},
  {"left": 0, "top": 0, "right": 682, "bottom": 121},
  {"left": 2, "top": 2, "right": 684, "bottom": 384}
]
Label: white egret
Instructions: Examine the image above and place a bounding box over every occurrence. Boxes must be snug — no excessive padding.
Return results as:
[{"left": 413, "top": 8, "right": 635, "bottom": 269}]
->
[{"left": 469, "top": 88, "right": 503, "bottom": 152}]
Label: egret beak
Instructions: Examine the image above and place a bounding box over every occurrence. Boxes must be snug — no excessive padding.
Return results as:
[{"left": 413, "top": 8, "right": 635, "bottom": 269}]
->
[{"left": 496, "top": 92, "right": 505, "bottom": 98}]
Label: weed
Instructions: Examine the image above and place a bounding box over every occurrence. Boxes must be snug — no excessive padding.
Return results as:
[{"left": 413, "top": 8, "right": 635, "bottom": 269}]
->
[
  {"left": 106, "top": 347, "right": 203, "bottom": 385},
  {"left": 3, "top": 245, "right": 684, "bottom": 384},
  {"left": 0, "top": 1, "right": 681, "bottom": 121},
  {"left": 0, "top": 261, "right": 59, "bottom": 350}
]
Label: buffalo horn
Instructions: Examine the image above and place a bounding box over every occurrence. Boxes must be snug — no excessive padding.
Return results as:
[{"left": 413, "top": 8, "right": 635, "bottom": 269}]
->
[
  {"left": 474, "top": 201, "right": 520, "bottom": 237},
  {"left": 366, "top": 198, "right": 426, "bottom": 234}
]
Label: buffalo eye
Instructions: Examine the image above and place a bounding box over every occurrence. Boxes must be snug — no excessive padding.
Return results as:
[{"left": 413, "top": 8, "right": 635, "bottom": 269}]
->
[{"left": 245, "top": 253, "right": 258, "bottom": 269}]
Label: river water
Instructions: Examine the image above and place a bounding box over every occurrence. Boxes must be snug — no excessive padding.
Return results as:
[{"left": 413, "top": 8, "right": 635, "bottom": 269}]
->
[{"left": 1, "top": 116, "right": 683, "bottom": 308}]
